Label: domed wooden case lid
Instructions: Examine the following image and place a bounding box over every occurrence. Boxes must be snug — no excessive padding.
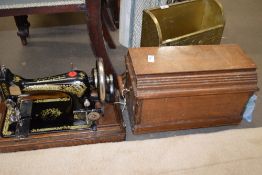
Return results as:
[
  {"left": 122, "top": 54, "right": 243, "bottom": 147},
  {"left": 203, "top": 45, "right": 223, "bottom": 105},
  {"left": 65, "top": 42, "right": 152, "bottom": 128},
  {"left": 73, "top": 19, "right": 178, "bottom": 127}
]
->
[{"left": 126, "top": 45, "right": 258, "bottom": 99}]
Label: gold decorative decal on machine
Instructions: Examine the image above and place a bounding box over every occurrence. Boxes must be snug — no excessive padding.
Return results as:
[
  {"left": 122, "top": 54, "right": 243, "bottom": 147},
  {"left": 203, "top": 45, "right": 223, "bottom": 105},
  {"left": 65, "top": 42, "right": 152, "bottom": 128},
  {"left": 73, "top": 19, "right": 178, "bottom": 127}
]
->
[
  {"left": 2, "top": 106, "right": 90, "bottom": 136},
  {"left": 2, "top": 107, "right": 12, "bottom": 136},
  {"left": 1, "top": 83, "right": 10, "bottom": 97},
  {"left": 34, "top": 97, "right": 70, "bottom": 103},
  {"left": 23, "top": 82, "right": 87, "bottom": 97},
  {"left": 79, "top": 72, "right": 86, "bottom": 79},
  {"left": 74, "top": 113, "right": 85, "bottom": 120},
  {"left": 13, "top": 76, "right": 22, "bottom": 83},
  {"left": 34, "top": 75, "right": 67, "bottom": 83},
  {"left": 62, "top": 82, "right": 87, "bottom": 97},
  {"left": 40, "top": 108, "right": 62, "bottom": 119},
  {"left": 31, "top": 124, "right": 89, "bottom": 133}
]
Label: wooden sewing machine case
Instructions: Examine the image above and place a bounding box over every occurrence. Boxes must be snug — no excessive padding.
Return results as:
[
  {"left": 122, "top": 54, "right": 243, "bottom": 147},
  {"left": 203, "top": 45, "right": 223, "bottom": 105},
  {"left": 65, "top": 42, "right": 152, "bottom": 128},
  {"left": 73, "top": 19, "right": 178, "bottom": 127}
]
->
[{"left": 123, "top": 45, "right": 258, "bottom": 134}]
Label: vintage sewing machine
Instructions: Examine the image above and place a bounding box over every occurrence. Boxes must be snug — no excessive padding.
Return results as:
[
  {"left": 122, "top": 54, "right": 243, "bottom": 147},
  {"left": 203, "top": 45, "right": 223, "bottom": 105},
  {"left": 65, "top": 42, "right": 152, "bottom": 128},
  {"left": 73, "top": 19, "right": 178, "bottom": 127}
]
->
[{"left": 0, "top": 59, "right": 125, "bottom": 144}]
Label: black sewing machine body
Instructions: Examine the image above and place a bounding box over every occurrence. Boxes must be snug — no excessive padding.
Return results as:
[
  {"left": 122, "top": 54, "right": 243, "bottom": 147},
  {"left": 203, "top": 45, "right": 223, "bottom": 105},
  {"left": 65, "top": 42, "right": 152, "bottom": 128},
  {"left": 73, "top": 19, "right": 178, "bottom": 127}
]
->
[{"left": 0, "top": 59, "right": 114, "bottom": 138}]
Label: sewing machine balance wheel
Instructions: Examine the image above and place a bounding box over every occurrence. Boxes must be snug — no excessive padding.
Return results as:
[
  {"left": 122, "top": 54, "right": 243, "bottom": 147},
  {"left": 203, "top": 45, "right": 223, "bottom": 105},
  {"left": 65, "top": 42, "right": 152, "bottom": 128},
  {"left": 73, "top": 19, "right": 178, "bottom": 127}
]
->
[{"left": 95, "top": 58, "right": 115, "bottom": 103}]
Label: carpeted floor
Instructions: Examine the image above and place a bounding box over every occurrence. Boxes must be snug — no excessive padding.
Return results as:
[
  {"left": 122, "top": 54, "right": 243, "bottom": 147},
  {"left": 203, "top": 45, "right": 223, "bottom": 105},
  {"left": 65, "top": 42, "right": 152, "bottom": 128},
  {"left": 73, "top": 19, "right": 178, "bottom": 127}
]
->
[{"left": 0, "top": 127, "right": 262, "bottom": 175}]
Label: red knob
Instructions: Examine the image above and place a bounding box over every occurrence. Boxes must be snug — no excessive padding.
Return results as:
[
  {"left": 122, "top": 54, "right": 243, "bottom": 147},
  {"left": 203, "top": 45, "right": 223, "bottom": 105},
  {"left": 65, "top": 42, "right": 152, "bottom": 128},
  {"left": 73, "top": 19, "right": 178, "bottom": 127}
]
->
[{"left": 68, "top": 71, "right": 77, "bottom": 77}]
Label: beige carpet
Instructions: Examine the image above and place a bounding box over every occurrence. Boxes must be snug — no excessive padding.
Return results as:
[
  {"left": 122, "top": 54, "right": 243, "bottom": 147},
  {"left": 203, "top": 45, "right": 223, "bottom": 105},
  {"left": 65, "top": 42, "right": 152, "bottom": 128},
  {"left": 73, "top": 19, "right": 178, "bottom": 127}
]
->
[{"left": 0, "top": 128, "right": 262, "bottom": 175}]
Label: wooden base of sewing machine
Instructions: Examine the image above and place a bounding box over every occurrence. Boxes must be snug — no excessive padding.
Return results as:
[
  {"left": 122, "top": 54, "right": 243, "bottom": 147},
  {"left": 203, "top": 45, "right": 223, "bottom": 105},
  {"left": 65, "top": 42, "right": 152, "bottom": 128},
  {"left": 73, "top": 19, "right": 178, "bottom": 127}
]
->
[{"left": 0, "top": 103, "right": 126, "bottom": 153}]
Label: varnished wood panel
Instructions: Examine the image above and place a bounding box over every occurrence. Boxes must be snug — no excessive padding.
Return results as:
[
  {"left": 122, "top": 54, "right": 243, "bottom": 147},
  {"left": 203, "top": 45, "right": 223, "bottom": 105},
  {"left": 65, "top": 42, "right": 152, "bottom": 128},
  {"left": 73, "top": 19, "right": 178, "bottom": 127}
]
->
[
  {"left": 0, "top": 5, "right": 85, "bottom": 17},
  {"left": 125, "top": 45, "right": 258, "bottom": 134},
  {"left": 140, "top": 92, "right": 250, "bottom": 124},
  {"left": 128, "top": 45, "right": 256, "bottom": 75}
]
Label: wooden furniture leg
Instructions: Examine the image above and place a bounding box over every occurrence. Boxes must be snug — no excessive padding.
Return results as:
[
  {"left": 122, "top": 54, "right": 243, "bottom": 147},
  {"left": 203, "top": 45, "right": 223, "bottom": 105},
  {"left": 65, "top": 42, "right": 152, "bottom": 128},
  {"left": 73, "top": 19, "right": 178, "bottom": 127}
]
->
[
  {"left": 102, "top": 0, "right": 117, "bottom": 31},
  {"left": 105, "top": 0, "right": 120, "bottom": 29},
  {"left": 101, "top": 0, "right": 117, "bottom": 49},
  {"left": 102, "top": 17, "right": 116, "bottom": 49},
  {"left": 14, "top": 15, "right": 30, "bottom": 45},
  {"left": 114, "top": 0, "right": 120, "bottom": 28},
  {"left": 86, "top": 0, "right": 115, "bottom": 75}
]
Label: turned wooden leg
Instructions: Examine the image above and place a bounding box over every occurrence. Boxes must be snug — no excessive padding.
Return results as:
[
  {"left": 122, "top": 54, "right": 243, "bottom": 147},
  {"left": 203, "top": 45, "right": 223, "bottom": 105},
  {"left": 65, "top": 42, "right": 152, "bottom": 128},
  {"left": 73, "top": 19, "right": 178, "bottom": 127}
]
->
[
  {"left": 102, "top": 0, "right": 117, "bottom": 31},
  {"left": 104, "top": 0, "right": 120, "bottom": 29},
  {"left": 102, "top": 17, "right": 116, "bottom": 49},
  {"left": 86, "top": 0, "right": 115, "bottom": 75},
  {"left": 101, "top": 0, "right": 117, "bottom": 49},
  {"left": 14, "top": 15, "right": 30, "bottom": 45},
  {"left": 113, "top": 0, "right": 120, "bottom": 28}
]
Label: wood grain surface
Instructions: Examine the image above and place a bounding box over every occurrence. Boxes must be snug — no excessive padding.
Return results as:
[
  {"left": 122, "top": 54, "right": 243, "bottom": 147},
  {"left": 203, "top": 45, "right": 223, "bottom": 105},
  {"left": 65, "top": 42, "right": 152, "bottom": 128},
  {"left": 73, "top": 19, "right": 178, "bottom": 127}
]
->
[
  {"left": 128, "top": 45, "right": 256, "bottom": 75},
  {"left": 125, "top": 45, "right": 258, "bottom": 134}
]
